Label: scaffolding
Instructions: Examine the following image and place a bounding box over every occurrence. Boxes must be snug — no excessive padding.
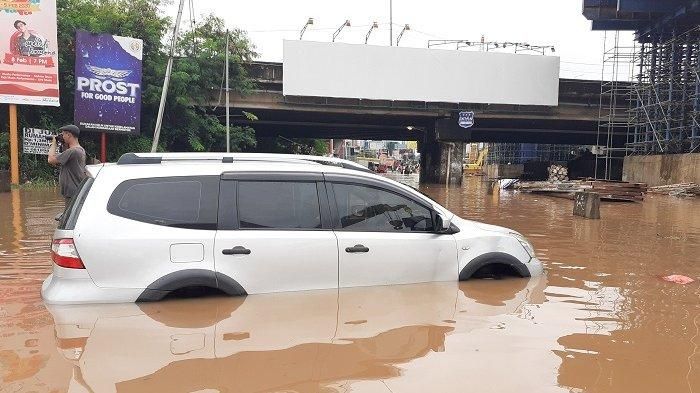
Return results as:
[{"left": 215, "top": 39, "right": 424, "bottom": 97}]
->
[
  {"left": 631, "top": 26, "right": 700, "bottom": 155},
  {"left": 485, "top": 143, "right": 581, "bottom": 165},
  {"left": 598, "top": 26, "right": 700, "bottom": 179},
  {"left": 596, "top": 31, "right": 637, "bottom": 180}
]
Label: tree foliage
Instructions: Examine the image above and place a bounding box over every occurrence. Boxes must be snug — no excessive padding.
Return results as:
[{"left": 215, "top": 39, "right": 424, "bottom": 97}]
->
[{"left": 1, "top": 0, "right": 258, "bottom": 180}]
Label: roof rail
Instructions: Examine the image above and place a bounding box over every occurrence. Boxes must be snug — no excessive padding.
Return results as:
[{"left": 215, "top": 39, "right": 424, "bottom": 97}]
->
[
  {"left": 117, "top": 153, "right": 162, "bottom": 165},
  {"left": 115, "top": 152, "right": 372, "bottom": 173},
  {"left": 116, "top": 153, "right": 321, "bottom": 166}
]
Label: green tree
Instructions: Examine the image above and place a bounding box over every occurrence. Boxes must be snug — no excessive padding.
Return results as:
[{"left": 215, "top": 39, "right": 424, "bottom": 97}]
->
[{"left": 158, "top": 15, "right": 258, "bottom": 153}]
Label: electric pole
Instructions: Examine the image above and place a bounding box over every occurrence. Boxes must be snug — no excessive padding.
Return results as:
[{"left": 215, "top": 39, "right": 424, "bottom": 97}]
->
[
  {"left": 225, "top": 29, "right": 230, "bottom": 153},
  {"left": 151, "top": 0, "right": 185, "bottom": 152}
]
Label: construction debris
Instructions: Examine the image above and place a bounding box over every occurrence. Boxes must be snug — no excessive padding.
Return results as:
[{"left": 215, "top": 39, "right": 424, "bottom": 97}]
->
[
  {"left": 548, "top": 164, "right": 569, "bottom": 182},
  {"left": 585, "top": 179, "right": 647, "bottom": 202},
  {"left": 514, "top": 179, "right": 647, "bottom": 202},
  {"left": 648, "top": 183, "right": 700, "bottom": 197}
]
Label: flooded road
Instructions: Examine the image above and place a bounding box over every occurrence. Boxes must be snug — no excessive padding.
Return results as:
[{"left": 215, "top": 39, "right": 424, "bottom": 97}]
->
[{"left": 1, "top": 176, "right": 699, "bottom": 393}]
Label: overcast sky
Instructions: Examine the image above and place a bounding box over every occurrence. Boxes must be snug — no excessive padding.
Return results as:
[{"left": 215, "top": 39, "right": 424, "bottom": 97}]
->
[{"left": 172, "top": 0, "right": 635, "bottom": 80}]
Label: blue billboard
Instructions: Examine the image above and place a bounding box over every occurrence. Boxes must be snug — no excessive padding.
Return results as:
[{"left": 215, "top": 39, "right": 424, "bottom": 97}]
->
[{"left": 74, "top": 30, "right": 142, "bottom": 135}]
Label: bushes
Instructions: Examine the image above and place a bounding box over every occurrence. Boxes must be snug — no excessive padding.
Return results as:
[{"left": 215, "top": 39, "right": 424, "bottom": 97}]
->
[{"left": 0, "top": 132, "right": 8, "bottom": 171}]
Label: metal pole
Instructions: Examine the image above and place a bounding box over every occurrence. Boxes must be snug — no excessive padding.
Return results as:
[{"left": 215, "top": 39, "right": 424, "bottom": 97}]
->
[
  {"left": 389, "top": 0, "right": 393, "bottom": 46},
  {"left": 225, "top": 29, "right": 230, "bottom": 153},
  {"left": 9, "top": 104, "right": 18, "bottom": 185},
  {"left": 151, "top": 0, "right": 186, "bottom": 152},
  {"left": 445, "top": 143, "right": 451, "bottom": 187},
  {"left": 100, "top": 133, "right": 107, "bottom": 163}
]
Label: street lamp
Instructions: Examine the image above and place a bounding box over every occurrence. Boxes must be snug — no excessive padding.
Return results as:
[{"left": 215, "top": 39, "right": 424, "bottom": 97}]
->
[
  {"left": 396, "top": 24, "right": 410, "bottom": 46},
  {"left": 332, "top": 20, "right": 351, "bottom": 42},
  {"left": 365, "top": 21, "right": 379, "bottom": 44},
  {"left": 299, "top": 18, "right": 314, "bottom": 40}
]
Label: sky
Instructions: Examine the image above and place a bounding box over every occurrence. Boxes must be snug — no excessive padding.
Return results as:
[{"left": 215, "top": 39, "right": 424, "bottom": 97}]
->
[{"left": 169, "top": 0, "right": 635, "bottom": 80}]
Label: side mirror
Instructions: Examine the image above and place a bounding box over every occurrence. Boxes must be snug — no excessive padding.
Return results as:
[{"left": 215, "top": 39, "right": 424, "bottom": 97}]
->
[{"left": 435, "top": 212, "right": 452, "bottom": 232}]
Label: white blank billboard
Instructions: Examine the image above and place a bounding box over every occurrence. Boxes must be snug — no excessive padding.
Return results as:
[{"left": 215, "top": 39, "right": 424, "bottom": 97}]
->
[{"left": 283, "top": 40, "right": 560, "bottom": 106}]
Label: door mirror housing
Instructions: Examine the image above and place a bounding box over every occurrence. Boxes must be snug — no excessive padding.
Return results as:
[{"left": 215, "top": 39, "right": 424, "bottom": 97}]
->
[{"left": 435, "top": 212, "right": 453, "bottom": 233}]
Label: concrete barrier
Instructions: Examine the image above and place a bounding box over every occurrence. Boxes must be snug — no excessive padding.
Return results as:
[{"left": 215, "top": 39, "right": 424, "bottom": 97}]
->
[
  {"left": 484, "top": 164, "right": 524, "bottom": 179},
  {"left": 623, "top": 153, "right": 700, "bottom": 186},
  {"left": 574, "top": 192, "right": 600, "bottom": 219},
  {"left": 0, "top": 170, "right": 10, "bottom": 193}
]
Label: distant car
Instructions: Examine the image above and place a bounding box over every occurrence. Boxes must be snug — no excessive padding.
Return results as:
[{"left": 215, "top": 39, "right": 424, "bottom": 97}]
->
[{"left": 42, "top": 152, "right": 543, "bottom": 304}]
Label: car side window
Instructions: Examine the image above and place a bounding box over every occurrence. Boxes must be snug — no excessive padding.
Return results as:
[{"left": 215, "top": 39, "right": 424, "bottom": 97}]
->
[
  {"left": 107, "top": 176, "right": 219, "bottom": 229},
  {"left": 332, "top": 183, "right": 434, "bottom": 232},
  {"left": 237, "top": 181, "right": 322, "bottom": 229}
]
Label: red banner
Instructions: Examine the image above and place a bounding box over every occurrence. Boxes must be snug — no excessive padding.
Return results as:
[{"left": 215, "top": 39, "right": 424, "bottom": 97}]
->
[{"left": 3, "top": 53, "right": 54, "bottom": 68}]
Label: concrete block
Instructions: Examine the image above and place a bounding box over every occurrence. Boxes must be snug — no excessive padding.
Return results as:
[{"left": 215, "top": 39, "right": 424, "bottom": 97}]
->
[
  {"left": 484, "top": 164, "right": 524, "bottom": 180},
  {"left": 0, "top": 170, "right": 10, "bottom": 193},
  {"left": 486, "top": 180, "right": 499, "bottom": 195},
  {"left": 574, "top": 192, "right": 600, "bottom": 219}
]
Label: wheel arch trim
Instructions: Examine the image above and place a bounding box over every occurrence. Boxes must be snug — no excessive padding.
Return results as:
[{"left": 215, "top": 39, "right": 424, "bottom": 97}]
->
[
  {"left": 459, "top": 252, "right": 531, "bottom": 280},
  {"left": 136, "top": 269, "right": 247, "bottom": 302}
]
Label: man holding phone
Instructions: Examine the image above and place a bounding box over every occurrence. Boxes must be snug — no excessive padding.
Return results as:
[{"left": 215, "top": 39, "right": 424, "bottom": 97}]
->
[{"left": 47, "top": 124, "right": 86, "bottom": 206}]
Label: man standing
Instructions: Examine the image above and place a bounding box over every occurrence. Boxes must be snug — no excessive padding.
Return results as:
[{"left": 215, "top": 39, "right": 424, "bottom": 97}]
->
[{"left": 48, "top": 125, "right": 86, "bottom": 206}]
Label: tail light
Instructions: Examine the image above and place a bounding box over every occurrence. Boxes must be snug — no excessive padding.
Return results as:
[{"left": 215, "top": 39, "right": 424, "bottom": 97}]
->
[{"left": 51, "top": 239, "right": 85, "bottom": 269}]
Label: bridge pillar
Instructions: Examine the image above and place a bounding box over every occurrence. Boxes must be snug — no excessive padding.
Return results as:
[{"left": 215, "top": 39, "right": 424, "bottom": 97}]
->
[{"left": 419, "top": 119, "right": 468, "bottom": 185}]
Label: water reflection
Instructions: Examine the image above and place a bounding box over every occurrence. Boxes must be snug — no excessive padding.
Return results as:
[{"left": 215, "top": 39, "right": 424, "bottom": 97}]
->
[{"left": 46, "top": 279, "right": 544, "bottom": 392}]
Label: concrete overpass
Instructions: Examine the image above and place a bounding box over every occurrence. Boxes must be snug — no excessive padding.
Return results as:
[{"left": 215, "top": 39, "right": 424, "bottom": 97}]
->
[{"left": 218, "top": 61, "right": 626, "bottom": 183}]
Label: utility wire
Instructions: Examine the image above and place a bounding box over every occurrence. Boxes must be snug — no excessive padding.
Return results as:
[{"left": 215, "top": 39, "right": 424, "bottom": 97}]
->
[{"left": 247, "top": 24, "right": 372, "bottom": 33}]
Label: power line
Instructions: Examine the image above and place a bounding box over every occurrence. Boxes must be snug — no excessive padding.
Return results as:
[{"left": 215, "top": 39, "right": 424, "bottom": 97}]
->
[{"left": 247, "top": 24, "right": 373, "bottom": 33}]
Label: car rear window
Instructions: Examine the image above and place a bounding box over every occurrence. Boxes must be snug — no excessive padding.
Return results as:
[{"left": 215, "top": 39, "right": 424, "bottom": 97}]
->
[
  {"left": 58, "top": 177, "right": 94, "bottom": 230},
  {"left": 107, "top": 176, "right": 219, "bottom": 230}
]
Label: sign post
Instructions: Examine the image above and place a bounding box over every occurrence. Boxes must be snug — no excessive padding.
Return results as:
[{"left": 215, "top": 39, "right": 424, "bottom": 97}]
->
[
  {"left": 101, "top": 132, "right": 106, "bottom": 163},
  {"left": 9, "top": 104, "right": 18, "bottom": 185}
]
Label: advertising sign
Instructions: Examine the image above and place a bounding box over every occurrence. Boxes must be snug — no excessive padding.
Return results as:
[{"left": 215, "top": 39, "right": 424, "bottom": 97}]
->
[
  {"left": 22, "top": 127, "right": 51, "bottom": 154},
  {"left": 284, "top": 40, "right": 560, "bottom": 106},
  {"left": 0, "top": 0, "right": 60, "bottom": 106},
  {"left": 74, "top": 30, "right": 142, "bottom": 135}
]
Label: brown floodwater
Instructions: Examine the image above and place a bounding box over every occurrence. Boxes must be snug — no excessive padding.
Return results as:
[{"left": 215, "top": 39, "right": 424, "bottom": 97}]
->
[{"left": 0, "top": 176, "right": 699, "bottom": 393}]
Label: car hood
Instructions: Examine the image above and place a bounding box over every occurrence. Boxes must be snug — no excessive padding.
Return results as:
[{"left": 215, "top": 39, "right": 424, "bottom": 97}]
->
[{"left": 452, "top": 216, "right": 517, "bottom": 236}]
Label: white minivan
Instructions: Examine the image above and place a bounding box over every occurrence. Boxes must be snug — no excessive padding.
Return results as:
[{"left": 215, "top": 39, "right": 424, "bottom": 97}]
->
[{"left": 42, "top": 153, "right": 543, "bottom": 304}]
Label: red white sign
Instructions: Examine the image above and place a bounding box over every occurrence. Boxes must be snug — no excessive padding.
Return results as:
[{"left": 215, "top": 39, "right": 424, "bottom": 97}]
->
[{"left": 0, "top": 0, "right": 60, "bottom": 106}]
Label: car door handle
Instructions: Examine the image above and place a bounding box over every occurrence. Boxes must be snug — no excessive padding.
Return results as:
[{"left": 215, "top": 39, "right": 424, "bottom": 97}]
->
[
  {"left": 345, "top": 244, "right": 369, "bottom": 253},
  {"left": 222, "top": 246, "right": 251, "bottom": 255}
]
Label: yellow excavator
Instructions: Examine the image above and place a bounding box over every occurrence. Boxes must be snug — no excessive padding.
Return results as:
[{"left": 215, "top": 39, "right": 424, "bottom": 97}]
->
[{"left": 464, "top": 146, "right": 488, "bottom": 175}]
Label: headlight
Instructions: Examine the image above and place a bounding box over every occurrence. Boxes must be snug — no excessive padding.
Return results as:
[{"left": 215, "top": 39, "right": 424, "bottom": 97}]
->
[{"left": 510, "top": 232, "right": 535, "bottom": 258}]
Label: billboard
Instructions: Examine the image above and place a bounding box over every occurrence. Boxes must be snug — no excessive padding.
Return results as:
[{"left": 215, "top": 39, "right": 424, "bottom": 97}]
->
[
  {"left": 284, "top": 41, "right": 560, "bottom": 106},
  {"left": 22, "top": 127, "right": 51, "bottom": 154},
  {"left": 74, "top": 30, "right": 142, "bottom": 135},
  {"left": 0, "top": 0, "right": 59, "bottom": 106}
]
